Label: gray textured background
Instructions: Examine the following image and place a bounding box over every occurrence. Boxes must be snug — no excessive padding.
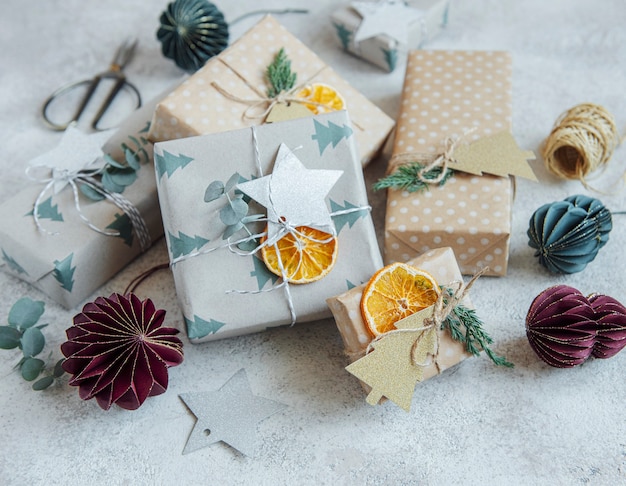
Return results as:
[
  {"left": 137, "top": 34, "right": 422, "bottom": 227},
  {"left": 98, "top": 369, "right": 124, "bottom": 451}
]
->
[{"left": 1, "top": 1, "right": 626, "bottom": 484}]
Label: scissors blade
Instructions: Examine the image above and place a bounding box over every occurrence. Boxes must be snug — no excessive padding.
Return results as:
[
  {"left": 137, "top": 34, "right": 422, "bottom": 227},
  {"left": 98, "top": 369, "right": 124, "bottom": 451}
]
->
[{"left": 111, "top": 37, "right": 138, "bottom": 70}]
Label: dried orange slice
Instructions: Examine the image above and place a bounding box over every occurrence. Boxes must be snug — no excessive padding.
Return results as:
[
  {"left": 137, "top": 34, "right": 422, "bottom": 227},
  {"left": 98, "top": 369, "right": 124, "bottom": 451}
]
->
[
  {"left": 360, "top": 263, "right": 440, "bottom": 337},
  {"left": 295, "top": 83, "right": 345, "bottom": 114},
  {"left": 261, "top": 226, "right": 338, "bottom": 284}
]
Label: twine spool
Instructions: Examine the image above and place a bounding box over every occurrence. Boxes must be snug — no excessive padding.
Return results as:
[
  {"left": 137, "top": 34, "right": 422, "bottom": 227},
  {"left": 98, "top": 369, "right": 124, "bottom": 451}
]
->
[{"left": 542, "top": 103, "right": 620, "bottom": 183}]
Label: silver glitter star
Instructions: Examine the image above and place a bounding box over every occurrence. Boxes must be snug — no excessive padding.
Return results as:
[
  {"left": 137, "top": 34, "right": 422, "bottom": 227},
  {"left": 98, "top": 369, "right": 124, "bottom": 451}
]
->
[
  {"left": 352, "top": 0, "right": 424, "bottom": 44},
  {"left": 236, "top": 143, "right": 343, "bottom": 245},
  {"left": 179, "top": 369, "right": 288, "bottom": 457},
  {"left": 29, "top": 125, "right": 113, "bottom": 193}
]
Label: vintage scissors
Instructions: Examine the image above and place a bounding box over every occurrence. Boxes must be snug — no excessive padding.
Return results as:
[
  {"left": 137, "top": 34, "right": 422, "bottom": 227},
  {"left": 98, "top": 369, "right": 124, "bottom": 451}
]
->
[{"left": 42, "top": 38, "right": 142, "bottom": 131}]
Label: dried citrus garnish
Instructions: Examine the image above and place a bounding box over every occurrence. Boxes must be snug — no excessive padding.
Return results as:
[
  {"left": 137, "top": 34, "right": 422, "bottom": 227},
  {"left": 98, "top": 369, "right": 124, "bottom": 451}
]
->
[
  {"left": 295, "top": 83, "right": 345, "bottom": 114},
  {"left": 261, "top": 226, "right": 338, "bottom": 284},
  {"left": 360, "top": 263, "right": 440, "bottom": 337}
]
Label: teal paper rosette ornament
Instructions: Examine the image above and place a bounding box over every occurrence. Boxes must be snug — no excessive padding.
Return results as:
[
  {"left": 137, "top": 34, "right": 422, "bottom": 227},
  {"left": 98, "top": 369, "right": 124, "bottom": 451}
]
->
[
  {"left": 157, "top": 0, "right": 229, "bottom": 72},
  {"left": 528, "top": 195, "right": 612, "bottom": 274}
]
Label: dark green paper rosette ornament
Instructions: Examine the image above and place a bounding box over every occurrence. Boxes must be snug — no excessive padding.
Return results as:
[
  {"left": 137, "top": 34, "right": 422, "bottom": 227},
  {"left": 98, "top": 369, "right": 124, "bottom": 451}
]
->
[
  {"left": 157, "top": 0, "right": 229, "bottom": 73},
  {"left": 528, "top": 194, "right": 612, "bottom": 274}
]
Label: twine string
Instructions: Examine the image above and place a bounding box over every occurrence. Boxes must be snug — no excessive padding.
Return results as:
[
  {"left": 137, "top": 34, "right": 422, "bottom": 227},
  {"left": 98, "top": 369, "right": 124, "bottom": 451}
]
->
[
  {"left": 211, "top": 81, "right": 332, "bottom": 121},
  {"left": 27, "top": 166, "right": 151, "bottom": 251},
  {"left": 364, "top": 267, "right": 488, "bottom": 370},
  {"left": 542, "top": 103, "right": 621, "bottom": 189},
  {"left": 387, "top": 128, "right": 476, "bottom": 181}
]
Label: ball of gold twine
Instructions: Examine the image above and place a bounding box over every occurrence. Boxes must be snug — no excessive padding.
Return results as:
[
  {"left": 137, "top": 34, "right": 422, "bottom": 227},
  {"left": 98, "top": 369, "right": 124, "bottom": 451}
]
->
[{"left": 542, "top": 103, "right": 620, "bottom": 182}]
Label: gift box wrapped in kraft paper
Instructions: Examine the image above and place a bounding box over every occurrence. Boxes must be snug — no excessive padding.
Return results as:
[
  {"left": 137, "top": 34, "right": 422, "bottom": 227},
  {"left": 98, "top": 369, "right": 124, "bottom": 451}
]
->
[
  {"left": 0, "top": 97, "right": 165, "bottom": 308},
  {"left": 148, "top": 15, "right": 395, "bottom": 167},
  {"left": 154, "top": 110, "right": 382, "bottom": 343},
  {"left": 326, "top": 247, "right": 475, "bottom": 411},
  {"left": 331, "top": 0, "right": 450, "bottom": 72},
  {"left": 382, "top": 50, "right": 536, "bottom": 276}
]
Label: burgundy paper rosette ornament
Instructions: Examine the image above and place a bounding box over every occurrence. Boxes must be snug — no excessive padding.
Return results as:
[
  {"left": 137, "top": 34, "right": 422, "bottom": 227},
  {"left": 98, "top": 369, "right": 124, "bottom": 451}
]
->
[
  {"left": 526, "top": 285, "right": 626, "bottom": 368},
  {"left": 61, "top": 293, "right": 184, "bottom": 410}
]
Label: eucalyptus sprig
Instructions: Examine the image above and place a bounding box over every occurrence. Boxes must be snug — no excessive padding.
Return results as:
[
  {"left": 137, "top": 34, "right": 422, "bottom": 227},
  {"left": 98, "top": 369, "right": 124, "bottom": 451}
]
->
[
  {"left": 440, "top": 290, "right": 514, "bottom": 368},
  {"left": 266, "top": 47, "right": 297, "bottom": 98},
  {"left": 80, "top": 133, "right": 150, "bottom": 201},
  {"left": 0, "top": 297, "right": 65, "bottom": 390},
  {"left": 204, "top": 173, "right": 264, "bottom": 251},
  {"left": 373, "top": 162, "right": 454, "bottom": 193}
]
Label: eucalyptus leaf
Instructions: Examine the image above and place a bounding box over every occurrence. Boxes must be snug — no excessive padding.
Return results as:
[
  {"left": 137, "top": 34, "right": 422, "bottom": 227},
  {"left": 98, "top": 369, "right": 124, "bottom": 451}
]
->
[
  {"left": 230, "top": 197, "right": 249, "bottom": 219},
  {"left": 79, "top": 183, "right": 106, "bottom": 201},
  {"left": 21, "top": 357, "right": 45, "bottom": 381},
  {"left": 109, "top": 168, "right": 138, "bottom": 187},
  {"left": 21, "top": 327, "right": 45, "bottom": 357},
  {"left": 32, "top": 375, "right": 54, "bottom": 391},
  {"left": 224, "top": 172, "right": 241, "bottom": 193},
  {"left": 53, "top": 358, "right": 66, "bottom": 378},
  {"left": 222, "top": 222, "right": 244, "bottom": 239},
  {"left": 125, "top": 148, "right": 141, "bottom": 170},
  {"left": 103, "top": 154, "right": 126, "bottom": 169},
  {"left": 101, "top": 170, "right": 126, "bottom": 193},
  {"left": 0, "top": 326, "right": 21, "bottom": 349},
  {"left": 204, "top": 180, "right": 225, "bottom": 202},
  {"left": 238, "top": 239, "right": 259, "bottom": 251},
  {"left": 35, "top": 323, "right": 49, "bottom": 330},
  {"left": 220, "top": 198, "right": 248, "bottom": 226},
  {"left": 8, "top": 297, "right": 44, "bottom": 329}
]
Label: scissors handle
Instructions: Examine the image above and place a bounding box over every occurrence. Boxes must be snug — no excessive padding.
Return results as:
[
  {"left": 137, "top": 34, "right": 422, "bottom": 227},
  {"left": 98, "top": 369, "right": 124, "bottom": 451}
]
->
[{"left": 41, "top": 73, "right": 141, "bottom": 131}]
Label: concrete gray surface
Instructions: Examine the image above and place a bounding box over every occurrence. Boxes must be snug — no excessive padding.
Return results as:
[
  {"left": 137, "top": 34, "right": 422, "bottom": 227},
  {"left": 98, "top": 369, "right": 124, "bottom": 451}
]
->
[{"left": 1, "top": 0, "right": 626, "bottom": 484}]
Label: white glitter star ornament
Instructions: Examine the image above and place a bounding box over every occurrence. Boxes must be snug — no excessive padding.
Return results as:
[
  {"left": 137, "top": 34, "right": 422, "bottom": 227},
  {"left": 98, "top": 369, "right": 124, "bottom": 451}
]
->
[
  {"left": 28, "top": 125, "right": 113, "bottom": 193},
  {"left": 236, "top": 143, "right": 343, "bottom": 246},
  {"left": 351, "top": 0, "right": 424, "bottom": 44},
  {"left": 179, "top": 369, "right": 288, "bottom": 457}
]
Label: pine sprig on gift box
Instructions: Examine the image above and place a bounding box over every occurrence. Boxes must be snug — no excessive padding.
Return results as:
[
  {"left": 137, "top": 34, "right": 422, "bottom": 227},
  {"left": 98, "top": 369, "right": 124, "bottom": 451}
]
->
[
  {"left": 0, "top": 297, "right": 65, "bottom": 390},
  {"left": 441, "top": 294, "right": 513, "bottom": 368},
  {"left": 373, "top": 162, "right": 454, "bottom": 193},
  {"left": 266, "top": 48, "right": 297, "bottom": 98}
]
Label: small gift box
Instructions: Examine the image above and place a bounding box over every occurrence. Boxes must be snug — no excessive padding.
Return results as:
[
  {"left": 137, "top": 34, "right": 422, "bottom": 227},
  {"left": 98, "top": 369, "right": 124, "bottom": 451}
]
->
[
  {"left": 331, "top": 0, "right": 450, "bottom": 72},
  {"left": 148, "top": 15, "right": 395, "bottom": 167},
  {"left": 154, "top": 110, "right": 382, "bottom": 343},
  {"left": 327, "top": 247, "right": 475, "bottom": 411},
  {"left": 0, "top": 97, "right": 165, "bottom": 308},
  {"left": 383, "top": 50, "right": 536, "bottom": 276}
]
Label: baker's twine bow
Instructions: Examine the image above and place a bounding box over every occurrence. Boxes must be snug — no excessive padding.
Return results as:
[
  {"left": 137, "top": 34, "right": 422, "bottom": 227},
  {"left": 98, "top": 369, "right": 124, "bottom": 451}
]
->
[
  {"left": 365, "top": 266, "right": 488, "bottom": 370},
  {"left": 27, "top": 165, "right": 151, "bottom": 251},
  {"left": 211, "top": 81, "right": 332, "bottom": 121},
  {"left": 387, "top": 129, "right": 477, "bottom": 183}
]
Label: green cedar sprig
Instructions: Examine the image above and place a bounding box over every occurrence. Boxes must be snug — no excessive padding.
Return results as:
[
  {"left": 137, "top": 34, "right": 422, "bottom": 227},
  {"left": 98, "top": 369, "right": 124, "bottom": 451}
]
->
[
  {"left": 0, "top": 297, "right": 65, "bottom": 390},
  {"left": 440, "top": 290, "right": 514, "bottom": 368},
  {"left": 266, "top": 48, "right": 297, "bottom": 98},
  {"left": 373, "top": 162, "right": 454, "bottom": 193}
]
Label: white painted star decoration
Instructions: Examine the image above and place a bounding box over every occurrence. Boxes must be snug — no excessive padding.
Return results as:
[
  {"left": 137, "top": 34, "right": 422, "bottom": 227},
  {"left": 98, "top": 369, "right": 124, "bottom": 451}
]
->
[
  {"left": 236, "top": 143, "right": 343, "bottom": 246},
  {"left": 179, "top": 369, "right": 287, "bottom": 457},
  {"left": 351, "top": 0, "right": 424, "bottom": 44}
]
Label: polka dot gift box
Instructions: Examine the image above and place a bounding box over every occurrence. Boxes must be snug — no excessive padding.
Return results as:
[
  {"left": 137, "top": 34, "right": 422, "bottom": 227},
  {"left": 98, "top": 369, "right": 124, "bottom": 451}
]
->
[
  {"left": 148, "top": 15, "right": 395, "bottom": 167},
  {"left": 327, "top": 246, "right": 474, "bottom": 395},
  {"left": 384, "top": 50, "right": 515, "bottom": 276}
]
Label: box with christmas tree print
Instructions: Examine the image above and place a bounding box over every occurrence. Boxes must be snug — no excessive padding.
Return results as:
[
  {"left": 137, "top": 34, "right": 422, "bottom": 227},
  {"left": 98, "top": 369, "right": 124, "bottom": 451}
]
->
[
  {"left": 0, "top": 96, "right": 165, "bottom": 308},
  {"left": 154, "top": 110, "right": 382, "bottom": 342},
  {"left": 331, "top": 0, "right": 450, "bottom": 72},
  {"left": 148, "top": 15, "right": 394, "bottom": 167}
]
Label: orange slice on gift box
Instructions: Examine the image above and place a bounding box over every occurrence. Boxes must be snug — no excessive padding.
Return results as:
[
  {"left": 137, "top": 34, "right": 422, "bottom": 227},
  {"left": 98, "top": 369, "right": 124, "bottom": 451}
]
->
[
  {"left": 261, "top": 226, "right": 338, "bottom": 284},
  {"left": 361, "top": 263, "right": 440, "bottom": 337},
  {"left": 295, "top": 83, "right": 345, "bottom": 115}
]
